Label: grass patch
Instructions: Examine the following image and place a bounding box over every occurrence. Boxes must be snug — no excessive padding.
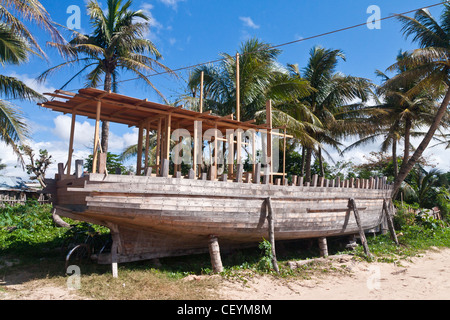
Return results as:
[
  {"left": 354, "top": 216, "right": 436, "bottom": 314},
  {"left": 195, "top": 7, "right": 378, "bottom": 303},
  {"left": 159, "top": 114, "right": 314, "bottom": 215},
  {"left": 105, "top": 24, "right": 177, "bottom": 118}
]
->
[{"left": 2, "top": 201, "right": 450, "bottom": 299}]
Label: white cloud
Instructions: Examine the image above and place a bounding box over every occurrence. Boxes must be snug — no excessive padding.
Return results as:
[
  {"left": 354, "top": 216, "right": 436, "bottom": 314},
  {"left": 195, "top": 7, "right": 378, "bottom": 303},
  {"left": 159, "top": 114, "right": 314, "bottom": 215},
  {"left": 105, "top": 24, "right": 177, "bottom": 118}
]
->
[
  {"left": 157, "top": 0, "right": 185, "bottom": 10},
  {"left": 138, "top": 3, "right": 163, "bottom": 42},
  {"left": 8, "top": 72, "right": 56, "bottom": 95},
  {"left": 239, "top": 16, "right": 260, "bottom": 29}
]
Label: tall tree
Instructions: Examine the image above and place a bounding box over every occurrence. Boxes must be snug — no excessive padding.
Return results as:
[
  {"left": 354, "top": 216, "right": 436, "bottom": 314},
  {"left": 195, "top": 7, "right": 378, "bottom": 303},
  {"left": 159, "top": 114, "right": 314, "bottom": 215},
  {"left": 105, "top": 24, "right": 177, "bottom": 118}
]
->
[
  {"left": 185, "top": 38, "right": 311, "bottom": 121},
  {"left": 0, "top": 0, "right": 62, "bottom": 163},
  {"left": 344, "top": 51, "right": 442, "bottom": 179},
  {"left": 292, "top": 46, "right": 373, "bottom": 181},
  {"left": 39, "top": 0, "right": 174, "bottom": 153},
  {"left": 389, "top": 5, "right": 450, "bottom": 196}
]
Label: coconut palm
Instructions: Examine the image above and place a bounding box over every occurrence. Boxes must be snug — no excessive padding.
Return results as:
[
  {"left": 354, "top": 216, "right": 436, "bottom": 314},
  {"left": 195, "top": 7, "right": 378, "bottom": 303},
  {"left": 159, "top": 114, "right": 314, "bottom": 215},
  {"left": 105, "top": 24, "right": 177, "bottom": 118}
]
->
[
  {"left": 181, "top": 38, "right": 315, "bottom": 173},
  {"left": 287, "top": 46, "right": 373, "bottom": 181},
  {"left": 0, "top": 0, "right": 64, "bottom": 58},
  {"left": 388, "top": 5, "right": 450, "bottom": 196},
  {"left": 184, "top": 38, "right": 312, "bottom": 121},
  {"left": 39, "top": 0, "right": 174, "bottom": 153},
  {"left": 343, "top": 51, "right": 442, "bottom": 179},
  {"left": 0, "top": 0, "right": 61, "bottom": 163}
]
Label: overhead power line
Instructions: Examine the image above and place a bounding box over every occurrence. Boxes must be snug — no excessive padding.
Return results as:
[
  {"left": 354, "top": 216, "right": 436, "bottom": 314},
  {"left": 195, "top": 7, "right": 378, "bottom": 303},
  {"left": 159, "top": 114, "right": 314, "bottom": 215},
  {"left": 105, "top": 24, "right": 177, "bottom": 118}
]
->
[{"left": 58, "top": 1, "right": 446, "bottom": 93}]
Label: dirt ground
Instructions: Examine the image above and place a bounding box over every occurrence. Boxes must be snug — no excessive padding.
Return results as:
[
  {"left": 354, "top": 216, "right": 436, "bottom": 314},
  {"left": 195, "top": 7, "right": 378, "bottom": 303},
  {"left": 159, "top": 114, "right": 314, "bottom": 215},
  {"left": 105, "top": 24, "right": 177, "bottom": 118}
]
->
[
  {"left": 220, "top": 247, "right": 450, "bottom": 300},
  {"left": 1, "top": 247, "right": 450, "bottom": 300}
]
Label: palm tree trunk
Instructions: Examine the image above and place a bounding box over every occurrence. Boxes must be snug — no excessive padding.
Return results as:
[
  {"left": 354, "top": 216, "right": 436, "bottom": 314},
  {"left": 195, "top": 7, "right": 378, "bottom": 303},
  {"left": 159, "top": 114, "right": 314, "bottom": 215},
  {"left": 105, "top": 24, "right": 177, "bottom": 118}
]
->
[
  {"left": 392, "top": 88, "right": 450, "bottom": 196},
  {"left": 392, "top": 137, "right": 398, "bottom": 179},
  {"left": 398, "top": 116, "right": 411, "bottom": 175},
  {"left": 318, "top": 147, "right": 325, "bottom": 177},
  {"left": 300, "top": 146, "right": 305, "bottom": 176},
  {"left": 305, "top": 147, "right": 312, "bottom": 182},
  {"left": 101, "top": 71, "right": 112, "bottom": 153}
]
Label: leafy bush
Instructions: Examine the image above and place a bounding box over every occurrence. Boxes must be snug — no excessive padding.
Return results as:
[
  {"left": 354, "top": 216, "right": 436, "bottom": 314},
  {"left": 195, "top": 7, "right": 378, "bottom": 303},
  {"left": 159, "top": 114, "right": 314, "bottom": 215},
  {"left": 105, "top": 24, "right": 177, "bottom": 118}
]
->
[
  {"left": 436, "top": 187, "right": 450, "bottom": 221},
  {"left": 393, "top": 201, "right": 418, "bottom": 230},
  {"left": 0, "top": 200, "right": 66, "bottom": 252},
  {"left": 257, "top": 238, "right": 274, "bottom": 272}
]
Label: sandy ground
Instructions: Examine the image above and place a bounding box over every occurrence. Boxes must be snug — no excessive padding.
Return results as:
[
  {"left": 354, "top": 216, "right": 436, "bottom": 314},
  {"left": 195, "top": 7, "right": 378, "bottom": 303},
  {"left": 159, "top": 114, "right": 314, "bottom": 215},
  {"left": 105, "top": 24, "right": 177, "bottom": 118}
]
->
[
  {"left": 219, "top": 247, "right": 450, "bottom": 300},
  {"left": 1, "top": 247, "right": 450, "bottom": 300}
]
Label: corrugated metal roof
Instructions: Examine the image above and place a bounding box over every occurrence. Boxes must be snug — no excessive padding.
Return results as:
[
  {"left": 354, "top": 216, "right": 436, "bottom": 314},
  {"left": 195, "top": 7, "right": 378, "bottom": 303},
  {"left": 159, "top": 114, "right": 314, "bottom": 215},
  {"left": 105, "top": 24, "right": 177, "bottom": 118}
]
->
[{"left": 0, "top": 176, "right": 29, "bottom": 191}]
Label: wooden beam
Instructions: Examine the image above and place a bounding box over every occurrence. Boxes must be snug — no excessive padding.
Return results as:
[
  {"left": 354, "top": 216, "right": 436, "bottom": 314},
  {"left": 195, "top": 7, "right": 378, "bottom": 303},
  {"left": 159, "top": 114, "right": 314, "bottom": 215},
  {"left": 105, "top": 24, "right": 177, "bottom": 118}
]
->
[
  {"left": 165, "top": 113, "right": 171, "bottom": 161},
  {"left": 136, "top": 123, "right": 144, "bottom": 175},
  {"left": 236, "top": 52, "right": 240, "bottom": 122},
  {"left": 266, "top": 197, "right": 280, "bottom": 274},
  {"left": 199, "top": 71, "right": 204, "bottom": 113},
  {"left": 67, "top": 111, "right": 76, "bottom": 175},
  {"left": 144, "top": 120, "right": 150, "bottom": 173},
  {"left": 155, "top": 118, "right": 162, "bottom": 175},
  {"left": 92, "top": 101, "right": 101, "bottom": 173},
  {"left": 266, "top": 100, "right": 272, "bottom": 184}
]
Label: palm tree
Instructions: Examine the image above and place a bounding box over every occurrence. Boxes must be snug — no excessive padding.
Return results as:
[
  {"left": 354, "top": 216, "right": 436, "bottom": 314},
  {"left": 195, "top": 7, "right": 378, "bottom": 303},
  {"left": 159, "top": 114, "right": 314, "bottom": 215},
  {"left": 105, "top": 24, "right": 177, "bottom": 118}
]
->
[
  {"left": 289, "top": 46, "right": 373, "bottom": 181},
  {"left": 0, "top": 1, "right": 61, "bottom": 163},
  {"left": 181, "top": 38, "right": 314, "bottom": 172},
  {"left": 344, "top": 51, "right": 442, "bottom": 179},
  {"left": 39, "top": 0, "right": 174, "bottom": 153},
  {"left": 185, "top": 38, "right": 311, "bottom": 121},
  {"left": 0, "top": 0, "right": 64, "bottom": 58},
  {"left": 388, "top": 5, "right": 450, "bottom": 196}
]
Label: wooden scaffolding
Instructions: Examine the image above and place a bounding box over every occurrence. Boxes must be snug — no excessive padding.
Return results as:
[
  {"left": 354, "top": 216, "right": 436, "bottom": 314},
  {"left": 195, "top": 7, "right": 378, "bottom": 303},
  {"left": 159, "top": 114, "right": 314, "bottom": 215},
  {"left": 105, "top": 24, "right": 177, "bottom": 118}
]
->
[{"left": 40, "top": 88, "right": 292, "bottom": 183}]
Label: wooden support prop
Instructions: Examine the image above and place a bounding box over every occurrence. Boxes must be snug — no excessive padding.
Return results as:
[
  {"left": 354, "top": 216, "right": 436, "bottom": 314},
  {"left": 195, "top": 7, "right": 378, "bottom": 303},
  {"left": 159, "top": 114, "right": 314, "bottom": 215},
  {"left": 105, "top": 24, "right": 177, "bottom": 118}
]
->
[
  {"left": 312, "top": 174, "right": 318, "bottom": 187},
  {"left": 208, "top": 235, "right": 223, "bottom": 273},
  {"left": 188, "top": 168, "right": 195, "bottom": 179},
  {"left": 266, "top": 197, "right": 280, "bottom": 274},
  {"left": 108, "top": 223, "right": 120, "bottom": 278},
  {"left": 161, "top": 159, "right": 169, "bottom": 178},
  {"left": 318, "top": 237, "right": 328, "bottom": 257},
  {"left": 75, "top": 160, "right": 84, "bottom": 178},
  {"left": 208, "top": 166, "right": 216, "bottom": 181},
  {"left": 254, "top": 163, "right": 261, "bottom": 184},
  {"left": 98, "top": 153, "right": 107, "bottom": 174},
  {"left": 348, "top": 198, "right": 372, "bottom": 258},
  {"left": 58, "top": 163, "right": 64, "bottom": 177},
  {"left": 235, "top": 163, "right": 243, "bottom": 182},
  {"left": 383, "top": 199, "right": 399, "bottom": 245},
  {"left": 263, "top": 166, "right": 270, "bottom": 185}
]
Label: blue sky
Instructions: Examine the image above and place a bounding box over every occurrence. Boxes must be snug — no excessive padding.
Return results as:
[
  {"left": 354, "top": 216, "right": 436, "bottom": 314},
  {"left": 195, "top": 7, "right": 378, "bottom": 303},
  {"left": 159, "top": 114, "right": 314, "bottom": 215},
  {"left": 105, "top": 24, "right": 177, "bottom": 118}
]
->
[{"left": 1, "top": 0, "right": 449, "bottom": 179}]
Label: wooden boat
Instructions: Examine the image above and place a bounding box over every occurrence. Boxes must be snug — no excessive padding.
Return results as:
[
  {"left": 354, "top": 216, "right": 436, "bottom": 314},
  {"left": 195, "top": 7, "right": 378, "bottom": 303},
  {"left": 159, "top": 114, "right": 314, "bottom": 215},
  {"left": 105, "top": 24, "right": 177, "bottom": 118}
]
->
[
  {"left": 40, "top": 88, "right": 395, "bottom": 273},
  {"left": 47, "top": 168, "right": 392, "bottom": 264}
]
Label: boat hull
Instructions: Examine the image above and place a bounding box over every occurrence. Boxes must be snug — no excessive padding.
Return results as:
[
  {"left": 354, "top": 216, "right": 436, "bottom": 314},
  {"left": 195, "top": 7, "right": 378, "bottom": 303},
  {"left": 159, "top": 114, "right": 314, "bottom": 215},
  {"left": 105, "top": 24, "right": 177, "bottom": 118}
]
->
[{"left": 48, "top": 173, "right": 391, "bottom": 263}]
